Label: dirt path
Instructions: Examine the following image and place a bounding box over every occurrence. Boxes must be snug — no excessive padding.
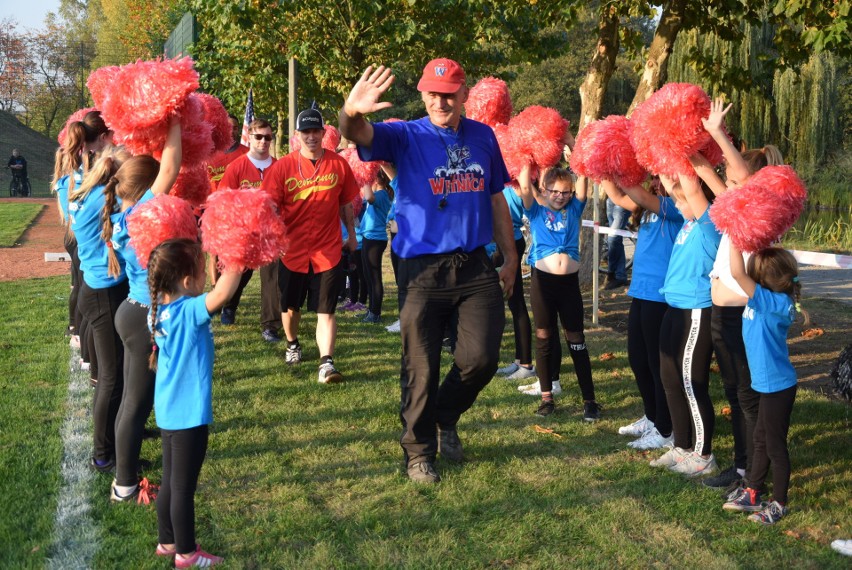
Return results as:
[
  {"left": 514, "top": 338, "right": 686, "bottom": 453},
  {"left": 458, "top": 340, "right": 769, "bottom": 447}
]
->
[{"left": 0, "top": 197, "right": 70, "bottom": 282}]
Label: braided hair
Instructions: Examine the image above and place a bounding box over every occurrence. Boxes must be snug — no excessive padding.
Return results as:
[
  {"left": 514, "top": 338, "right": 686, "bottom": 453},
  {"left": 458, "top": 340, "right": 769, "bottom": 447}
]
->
[
  {"left": 147, "top": 238, "right": 204, "bottom": 371},
  {"left": 747, "top": 247, "right": 809, "bottom": 326}
]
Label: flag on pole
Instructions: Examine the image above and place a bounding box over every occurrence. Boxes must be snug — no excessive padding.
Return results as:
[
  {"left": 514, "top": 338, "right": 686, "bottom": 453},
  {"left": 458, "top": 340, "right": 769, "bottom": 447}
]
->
[{"left": 240, "top": 88, "right": 255, "bottom": 147}]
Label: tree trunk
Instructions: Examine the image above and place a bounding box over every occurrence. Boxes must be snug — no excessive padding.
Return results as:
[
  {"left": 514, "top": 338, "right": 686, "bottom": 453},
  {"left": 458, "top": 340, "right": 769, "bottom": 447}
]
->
[
  {"left": 577, "top": 5, "right": 620, "bottom": 131},
  {"left": 626, "top": 0, "right": 687, "bottom": 116}
]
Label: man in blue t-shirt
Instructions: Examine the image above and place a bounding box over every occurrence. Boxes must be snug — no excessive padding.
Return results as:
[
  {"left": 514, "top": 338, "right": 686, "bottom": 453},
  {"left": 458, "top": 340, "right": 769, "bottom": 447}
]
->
[{"left": 340, "top": 59, "right": 518, "bottom": 484}]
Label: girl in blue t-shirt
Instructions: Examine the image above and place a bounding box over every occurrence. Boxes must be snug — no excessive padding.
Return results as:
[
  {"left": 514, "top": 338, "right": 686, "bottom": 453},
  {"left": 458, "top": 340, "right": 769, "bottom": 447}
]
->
[
  {"left": 517, "top": 165, "right": 600, "bottom": 420},
  {"left": 359, "top": 168, "right": 394, "bottom": 323},
  {"left": 722, "top": 244, "right": 802, "bottom": 525},
  {"left": 651, "top": 173, "right": 722, "bottom": 478},
  {"left": 602, "top": 177, "right": 683, "bottom": 451},
  {"left": 148, "top": 238, "right": 240, "bottom": 567},
  {"left": 101, "top": 117, "right": 181, "bottom": 503}
]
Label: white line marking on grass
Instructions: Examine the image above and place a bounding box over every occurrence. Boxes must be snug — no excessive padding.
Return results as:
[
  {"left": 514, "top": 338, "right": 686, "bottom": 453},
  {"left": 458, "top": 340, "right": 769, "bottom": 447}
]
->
[{"left": 46, "top": 348, "right": 99, "bottom": 570}]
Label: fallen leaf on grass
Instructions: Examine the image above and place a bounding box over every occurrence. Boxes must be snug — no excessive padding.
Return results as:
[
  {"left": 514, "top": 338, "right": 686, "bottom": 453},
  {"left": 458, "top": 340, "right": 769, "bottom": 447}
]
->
[
  {"left": 599, "top": 352, "right": 615, "bottom": 361},
  {"left": 784, "top": 530, "right": 802, "bottom": 539},
  {"left": 710, "top": 363, "right": 720, "bottom": 373},
  {"left": 721, "top": 406, "right": 731, "bottom": 417},
  {"left": 801, "top": 328, "right": 824, "bottom": 339},
  {"left": 533, "top": 425, "right": 562, "bottom": 438}
]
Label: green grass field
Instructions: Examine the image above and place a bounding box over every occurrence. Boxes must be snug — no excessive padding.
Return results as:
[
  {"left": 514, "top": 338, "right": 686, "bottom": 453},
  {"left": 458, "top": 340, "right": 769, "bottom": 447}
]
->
[
  {"left": 0, "top": 203, "right": 45, "bottom": 247},
  {"left": 2, "top": 273, "right": 850, "bottom": 569}
]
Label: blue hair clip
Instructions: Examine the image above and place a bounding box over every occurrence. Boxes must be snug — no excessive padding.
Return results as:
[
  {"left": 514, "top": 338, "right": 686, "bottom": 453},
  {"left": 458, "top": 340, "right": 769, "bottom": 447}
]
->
[{"left": 792, "top": 276, "right": 799, "bottom": 283}]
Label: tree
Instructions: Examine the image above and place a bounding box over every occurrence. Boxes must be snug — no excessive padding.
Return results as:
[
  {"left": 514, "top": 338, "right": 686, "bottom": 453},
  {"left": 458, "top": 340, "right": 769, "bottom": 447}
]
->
[{"left": 0, "top": 19, "right": 31, "bottom": 112}]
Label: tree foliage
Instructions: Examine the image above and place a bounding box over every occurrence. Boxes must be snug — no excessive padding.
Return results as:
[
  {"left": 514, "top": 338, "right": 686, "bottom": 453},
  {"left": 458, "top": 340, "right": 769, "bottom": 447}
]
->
[
  {"left": 0, "top": 19, "right": 30, "bottom": 112},
  {"left": 91, "top": 0, "right": 186, "bottom": 66}
]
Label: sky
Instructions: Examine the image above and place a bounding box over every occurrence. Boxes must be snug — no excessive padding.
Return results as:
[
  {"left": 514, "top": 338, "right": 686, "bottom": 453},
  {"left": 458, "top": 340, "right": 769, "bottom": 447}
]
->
[{"left": 2, "top": 0, "right": 62, "bottom": 31}]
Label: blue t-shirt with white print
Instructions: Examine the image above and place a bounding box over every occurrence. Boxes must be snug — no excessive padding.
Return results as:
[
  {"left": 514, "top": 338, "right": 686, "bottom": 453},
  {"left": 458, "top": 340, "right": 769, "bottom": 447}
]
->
[
  {"left": 502, "top": 186, "right": 525, "bottom": 241},
  {"left": 152, "top": 294, "right": 214, "bottom": 430},
  {"left": 524, "top": 197, "right": 586, "bottom": 266},
  {"left": 358, "top": 117, "right": 509, "bottom": 258},
  {"left": 742, "top": 284, "right": 798, "bottom": 393},
  {"left": 628, "top": 195, "right": 684, "bottom": 303},
  {"left": 55, "top": 169, "right": 83, "bottom": 223},
  {"left": 110, "top": 190, "right": 154, "bottom": 305},
  {"left": 360, "top": 188, "right": 392, "bottom": 241},
  {"left": 660, "top": 208, "right": 721, "bottom": 309}
]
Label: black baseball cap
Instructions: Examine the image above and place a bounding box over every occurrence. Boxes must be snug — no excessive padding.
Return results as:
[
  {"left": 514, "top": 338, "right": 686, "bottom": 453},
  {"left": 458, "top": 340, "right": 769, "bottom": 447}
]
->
[{"left": 295, "top": 108, "right": 324, "bottom": 131}]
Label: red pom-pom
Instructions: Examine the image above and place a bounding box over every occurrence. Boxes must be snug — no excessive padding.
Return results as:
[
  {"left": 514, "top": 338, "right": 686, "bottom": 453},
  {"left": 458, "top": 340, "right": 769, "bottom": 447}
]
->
[
  {"left": 709, "top": 165, "right": 807, "bottom": 252},
  {"left": 581, "top": 116, "right": 647, "bottom": 188},
  {"left": 200, "top": 188, "right": 288, "bottom": 272},
  {"left": 508, "top": 106, "right": 568, "bottom": 172},
  {"left": 338, "top": 147, "right": 381, "bottom": 187},
  {"left": 494, "top": 123, "right": 536, "bottom": 183},
  {"left": 86, "top": 66, "right": 120, "bottom": 108},
  {"left": 629, "top": 83, "right": 713, "bottom": 177},
  {"left": 195, "top": 93, "right": 233, "bottom": 153},
  {"left": 126, "top": 194, "right": 198, "bottom": 267},
  {"left": 89, "top": 57, "right": 199, "bottom": 133},
  {"left": 171, "top": 164, "right": 211, "bottom": 207},
  {"left": 57, "top": 107, "right": 98, "bottom": 147},
  {"left": 569, "top": 121, "right": 602, "bottom": 178},
  {"left": 351, "top": 193, "right": 364, "bottom": 217},
  {"left": 465, "top": 77, "right": 513, "bottom": 127}
]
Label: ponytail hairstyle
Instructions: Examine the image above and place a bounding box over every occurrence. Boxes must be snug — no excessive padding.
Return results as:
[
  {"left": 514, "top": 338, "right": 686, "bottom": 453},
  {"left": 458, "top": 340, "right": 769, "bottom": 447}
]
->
[
  {"left": 376, "top": 168, "right": 393, "bottom": 201},
  {"left": 746, "top": 247, "right": 810, "bottom": 326},
  {"left": 742, "top": 144, "right": 785, "bottom": 175},
  {"left": 51, "top": 147, "right": 68, "bottom": 224},
  {"left": 57, "top": 111, "right": 112, "bottom": 197},
  {"left": 629, "top": 176, "right": 662, "bottom": 230},
  {"left": 70, "top": 146, "right": 130, "bottom": 203},
  {"left": 146, "top": 238, "right": 204, "bottom": 371},
  {"left": 101, "top": 155, "right": 161, "bottom": 277}
]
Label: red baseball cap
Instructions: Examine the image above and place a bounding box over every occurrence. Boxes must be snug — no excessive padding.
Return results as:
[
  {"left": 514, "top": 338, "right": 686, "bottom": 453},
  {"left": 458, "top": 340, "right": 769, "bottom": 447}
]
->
[{"left": 417, "top": 58, "right": 467, "bottom": 93}]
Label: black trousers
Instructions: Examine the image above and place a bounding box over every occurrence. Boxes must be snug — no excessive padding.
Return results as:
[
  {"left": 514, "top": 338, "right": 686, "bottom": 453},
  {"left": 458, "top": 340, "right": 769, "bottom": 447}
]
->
[
  {"left": 398, "top": 248, "right": 504, "bottom": 466},
  {"left": 259, "top": 261, "right": 281, "bottom": 330},
  {"left": 659, "top": 306, "right": 715, "bottom": 456},
  {"left": 505, "top": 237, "right": 532, "bottom": 364},
  {"left": 114, "top": 299, "right": 155, "bottom": 486},
  {"left": 711, "top": 304, "right": 761, "bottom": 472},
  {"left": 362, "top": 238, "right": 388, "bottom": 315},
  {"left": 64, "top": 232, "right": 79, "bottom": 330},
  {"left": 747, "top": 385, "right": 796, "bottom": 504},
  {"left": 627, "top": 298, "right": 672, "bottom": 436},
  {"left": 79, "top": 280, "right": 128, "bottom": 462},
  {"left": 223, "top": 269, "right": 253, "bottom": 313},
  {"left": 157, "top": 425, "right": 209, "bottom": 555},
  {"left": 389, "top": 232, "right": 400, "bottom": 285}
]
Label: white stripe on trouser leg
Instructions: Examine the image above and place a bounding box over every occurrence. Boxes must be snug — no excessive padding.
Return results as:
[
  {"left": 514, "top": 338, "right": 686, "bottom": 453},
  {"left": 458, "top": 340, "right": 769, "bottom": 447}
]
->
[{"left": 681, "top": 308, "right": 706, "bottom": 456}]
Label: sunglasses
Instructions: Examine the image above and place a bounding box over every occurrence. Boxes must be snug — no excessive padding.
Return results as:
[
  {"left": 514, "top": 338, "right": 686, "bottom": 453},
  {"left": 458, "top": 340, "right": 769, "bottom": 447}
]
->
[
  {"left": 252, "top": 134, "right": 274, "bottom": 141},
  {"left": 544, "top": 188, "right": 574, "bottom": 198}
]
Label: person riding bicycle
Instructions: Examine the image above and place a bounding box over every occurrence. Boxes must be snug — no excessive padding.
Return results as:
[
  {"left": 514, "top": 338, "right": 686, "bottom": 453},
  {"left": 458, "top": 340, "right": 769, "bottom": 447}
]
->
[{"left": 7, "top": 149, "right": 30, "bottom": 196}]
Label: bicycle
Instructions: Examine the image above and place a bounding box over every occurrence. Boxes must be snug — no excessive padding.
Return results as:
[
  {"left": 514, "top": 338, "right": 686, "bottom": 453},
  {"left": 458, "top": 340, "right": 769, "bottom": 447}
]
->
[{"left": 6, "top": 168, "right": 31, "bottom": 197}]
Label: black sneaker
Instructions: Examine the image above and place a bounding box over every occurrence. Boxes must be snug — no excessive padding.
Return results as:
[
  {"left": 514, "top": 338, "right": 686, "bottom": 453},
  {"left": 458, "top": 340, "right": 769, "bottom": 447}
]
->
[
  {"left": 91, "top": 456, "right": 115, "bottom": 473},
  {"left": 220, "top": 308, "right": 236, "bottom": 325},
  {"left": 702, "top": 465, "right": 742, "bottom": 489},
  {"left": 262, "top": 328, "right": 282, "bottom": 343},
  {"left": 362, "top": 311, "right": 381, "bottom": 324},
  {"left": 536, "top": 400, "right": 555, "bottom": 417},
  {"left": 437, "top": 425, "right": 464, "bottom": 462},
  {"left": 604, "top": 278, "right": 629, "bottom": 290},
  {"left": 407, "top": 461, "right": 440, "bottom": 483},
  {"left": 285, "top": 343, "right": 302, "bottom": 366},
  {"left": 142, "top": 427, "right": 161, "bottom": 440},
  {"left": 583, "top": 401, "right": 602, "bottom": 422}
]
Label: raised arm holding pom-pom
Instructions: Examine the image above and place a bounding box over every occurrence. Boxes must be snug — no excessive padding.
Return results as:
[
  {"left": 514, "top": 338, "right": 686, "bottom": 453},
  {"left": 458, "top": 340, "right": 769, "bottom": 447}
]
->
[
  {"left": 728, "top": 242, "right": 756, "bottom": 299},
  {"left": 339, "top": 65, "right": 395, "bottom": 148},
  {"left": 702, "top": 98, "right": 750, "bottom": 186}
]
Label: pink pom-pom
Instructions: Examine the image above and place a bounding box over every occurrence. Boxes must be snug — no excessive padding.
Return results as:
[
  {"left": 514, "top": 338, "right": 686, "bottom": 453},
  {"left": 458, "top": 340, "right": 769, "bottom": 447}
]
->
[
  {"left": 465, "top": 77, "right": 513, "bottom": 127},
  {"left": 91, "top": 57, "right": 199, "bottom": 133},
  {"left": 508, "top": 106, "right": 568, "bottom": 171},
  {"left": 338, "top": 147, "right": 381, "bottom": 187},
  {"left": 709, "top": 165, "right": 807, "bottom": 252},
  {"left": 57, "top": 107, "right": 97, "bottom": 147},
  {"left": 86, "top": 66, "right": 120, "bottom": 108},
  {"left": 569, "top": 121, "right": 602, "bottom": 178},
  {"left": 126, "top": 194, "right": 199, "bottom": 267},
  {"left": 494, "top": 123, "right": 537, "bottom": 183},
  {"left": 195, "top": 93, "right": 233, "bottom": 153},
  {"left": 581, "top": 116, "right": 647, "bottom": 188},
  {"left": 629, "top": 83, "right": 713, "bottom": 177},
  {"left": 200, "top": 188, "right": 288, "bottom": 272},
  {"left": 351, "top": 193, "right": 364, "bottom": 217},
  {"left": 171, "top": 164, "right": 211, "bottom": 207}
]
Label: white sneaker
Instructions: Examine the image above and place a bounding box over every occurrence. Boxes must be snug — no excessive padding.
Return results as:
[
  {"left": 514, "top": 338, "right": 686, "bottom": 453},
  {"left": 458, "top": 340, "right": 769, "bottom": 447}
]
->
[
  {"left": 831, "top": 540, "right": 852, "bottom": 557},
  {"left": 505, "top": 365, "right": 536, "bottom": 381},
  {"left": 80, "top": 359, "right": 91, "bottom": 371},
  {"left": 496, "top": 361, "right": 520, "bottom": 376},
  {"left": 317, "top": 361, "right": 343, "bottom": 384},
  {"left": 618, "top": 415, "right": 652, "bottom": 437},
  {"left": 385, "top": 319, "right": 401, "bottom": 333},
  {"left": 669, "top": 453, "right": 719, "bottom": 478},
  {"left": 520, "top": 380, "right": 562, "bottom": 396},
  {"left": 649, "top": 446, "right": 689, "bottom": 468},
  {"left": 69, "top": 335, "right": 81, "bottom": 349},
  {"left": 627, "top": 427, "right": 673, "bottom": 450}
]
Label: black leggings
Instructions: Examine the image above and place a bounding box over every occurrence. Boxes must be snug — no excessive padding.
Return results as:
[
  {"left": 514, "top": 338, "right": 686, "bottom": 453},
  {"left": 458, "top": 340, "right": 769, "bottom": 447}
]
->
[
  {"left": 347, "top": 250, "right": 367, "bottom": 304},
  {"left": 659, "top": 306, "right": 715, "bottom": 456},
  {"left": 64, "top": 232, "right": 79, "bottom": 330},
  {"left": 389, "top": 232, "right": 400, "bottom": 285},
  {"left": 157, "top": 425, "right": 209, "bottom": 555},
  {"left": 362, "top": 238, "right": 387, "bottom": 315},
  {"left": 747, "top": 385, "right": 796, "bottom": 503},
  {"left": 627, "top": 298, "right": 672, "bottom": 436},
  {"left": 530, "top": 269, "right": 594, "bottom": 400},
  {"left": 80, "top": 280, "right": 128, "bottom": 462},
  {"left": 506, "top": 237, "right": 532, "bottom": 364},
  {"left": 711, "top": 304, "right": 761, "bottom": 472},
  {"left": 114, "top": 299, "right": 155, "bottom": 486}
]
